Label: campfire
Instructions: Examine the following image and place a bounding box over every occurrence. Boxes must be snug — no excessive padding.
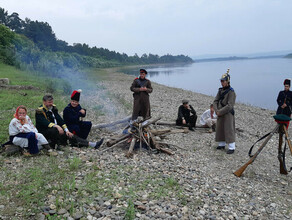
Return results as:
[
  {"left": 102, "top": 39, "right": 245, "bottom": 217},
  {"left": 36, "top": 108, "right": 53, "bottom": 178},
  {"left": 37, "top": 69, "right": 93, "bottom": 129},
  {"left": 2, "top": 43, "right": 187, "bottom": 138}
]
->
[{"left": 102, "top": 117, "right": 189, "bottom": 157}]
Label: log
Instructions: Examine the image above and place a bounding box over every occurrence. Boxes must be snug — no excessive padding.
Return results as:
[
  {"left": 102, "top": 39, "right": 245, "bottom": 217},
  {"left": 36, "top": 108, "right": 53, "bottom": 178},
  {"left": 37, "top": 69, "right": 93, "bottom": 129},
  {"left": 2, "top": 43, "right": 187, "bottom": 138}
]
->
[
  {"left": 155, "top": 121, "right": 208, "bottom": 129},
  {"left": 151, "top": 128, "right": 188, "bottom": 136},
  {"left": 106, "top": 134, "right": 131, "bottom": 147},
  {"left": 125, "top": 137, "right": 137, "bottom": 158},
  {"left": 92, "top": 116, "right": 131, "bottom": 129},
  {"left": 99, "top": 139, "right": 128, "bottom": 154},
  {"left": 150, "top": 128, "right": 171, "bottom": 136},
  {"left": 141, "top": 117, "right": 162, "bottom": 128},
  {"left": 146, "top": 128, "right": 174, "bottom": 155}
]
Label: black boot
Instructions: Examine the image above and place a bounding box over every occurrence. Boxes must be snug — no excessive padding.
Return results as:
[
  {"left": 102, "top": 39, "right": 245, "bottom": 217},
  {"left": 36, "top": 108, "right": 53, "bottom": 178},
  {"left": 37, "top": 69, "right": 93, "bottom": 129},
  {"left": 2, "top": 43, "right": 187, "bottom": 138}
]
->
[{"left": 95, "top": 138, "right": 104, "bottom": 149}]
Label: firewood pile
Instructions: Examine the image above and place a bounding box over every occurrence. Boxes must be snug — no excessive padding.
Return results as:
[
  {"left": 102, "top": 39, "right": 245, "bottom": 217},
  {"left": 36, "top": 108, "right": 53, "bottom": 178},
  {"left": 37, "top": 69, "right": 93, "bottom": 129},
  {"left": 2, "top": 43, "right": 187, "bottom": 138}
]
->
[{"left": 103, "top": 117, "right": 189, "bottom": 158}]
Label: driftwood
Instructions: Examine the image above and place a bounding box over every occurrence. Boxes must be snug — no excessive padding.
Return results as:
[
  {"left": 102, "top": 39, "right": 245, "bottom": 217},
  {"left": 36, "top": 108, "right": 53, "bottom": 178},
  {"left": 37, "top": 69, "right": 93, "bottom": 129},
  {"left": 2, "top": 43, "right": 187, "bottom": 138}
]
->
[
  {"left": 1, "top": 145, "right": 22, "bottom": 156},
  {"left": 92, "top": 116, "right": 131, "bottom": 129},
  {"left": 146, "top": 128, "right": 174, "bottom": 155},
  {"left": 155, "top": 121, "right": 210, "bottom": 129},
  {"left": 104, "top": 117, "right": 177, "bottom": 156},
  {"left": 125, "top": 137, "right": 137, "bottom": 158},
  {"left": 106, "top": 134, "right": 131, "bottom": 147}
]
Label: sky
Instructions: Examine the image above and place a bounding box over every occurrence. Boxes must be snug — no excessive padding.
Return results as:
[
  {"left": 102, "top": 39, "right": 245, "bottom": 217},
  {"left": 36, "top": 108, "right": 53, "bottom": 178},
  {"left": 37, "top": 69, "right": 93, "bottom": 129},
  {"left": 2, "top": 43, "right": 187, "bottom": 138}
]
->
[{"left": 1, "top": 0, "right": 292, "bottom": 57}]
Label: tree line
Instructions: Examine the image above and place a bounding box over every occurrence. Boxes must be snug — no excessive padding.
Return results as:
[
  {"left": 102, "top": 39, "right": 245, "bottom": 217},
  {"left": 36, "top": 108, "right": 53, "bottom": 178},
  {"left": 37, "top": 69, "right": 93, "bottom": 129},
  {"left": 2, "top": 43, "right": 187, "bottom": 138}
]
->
[{"left": 0, "top": 7, "right": 193, "bottom": 76}]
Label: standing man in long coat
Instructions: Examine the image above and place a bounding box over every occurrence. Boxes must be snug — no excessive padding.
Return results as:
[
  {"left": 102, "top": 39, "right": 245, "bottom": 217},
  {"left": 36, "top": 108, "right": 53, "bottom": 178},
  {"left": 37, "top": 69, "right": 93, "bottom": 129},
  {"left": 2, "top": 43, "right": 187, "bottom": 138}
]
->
[
  {"left": 130, "top": 69, "right": 153, "bottom": 120},
  {"left": 213, "top": 69, "right": 236, "bottom": 154}
]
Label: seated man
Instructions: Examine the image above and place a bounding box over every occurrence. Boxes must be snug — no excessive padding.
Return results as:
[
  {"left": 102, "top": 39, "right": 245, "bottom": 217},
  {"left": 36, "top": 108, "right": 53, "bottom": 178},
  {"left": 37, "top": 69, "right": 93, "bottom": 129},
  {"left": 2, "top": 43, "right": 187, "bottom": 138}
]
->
[
  {"left": 199, "top": 104, "right": 217, "bottom": 132},
  {"left": 36, "top": 94, "right": 103, "bottom": 149},
  {"left": 63, "top": 90, "right": 92, "bottom": 139},
  {"left": 176, "top": 99, "right": 197, "bottom": 131}
]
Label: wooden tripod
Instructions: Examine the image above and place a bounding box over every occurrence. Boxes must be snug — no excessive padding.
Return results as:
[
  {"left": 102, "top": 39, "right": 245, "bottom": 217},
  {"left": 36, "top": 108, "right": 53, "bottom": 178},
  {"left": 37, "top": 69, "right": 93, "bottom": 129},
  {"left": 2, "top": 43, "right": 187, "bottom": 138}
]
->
[{"left": 234, "top": 123, "right": 292, "bottom": 177}]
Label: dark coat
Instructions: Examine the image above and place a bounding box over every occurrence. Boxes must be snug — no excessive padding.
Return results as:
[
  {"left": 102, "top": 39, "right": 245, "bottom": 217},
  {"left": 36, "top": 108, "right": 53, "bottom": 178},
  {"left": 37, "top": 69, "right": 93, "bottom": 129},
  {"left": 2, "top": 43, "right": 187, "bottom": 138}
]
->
[
  {"left": 35, "top": 104, "right": 67, "bottom": 134},
  {"left": 63, "top": 104, "right": 92, "bottom": 139},
  {"left": 276, "top": 90, "right": 292, "bottom": 116},
  {"left": 176, "top": 104, "right": 197, "bottom": 128},
  {"left": 130, "top": 77, "right": 153, "bottom": 120},
  {"left": 213, "top": 86, "right": 236, "bottom": 143},
  {"left": 177, "top": 105, "right": 196, "bottom": 121}
]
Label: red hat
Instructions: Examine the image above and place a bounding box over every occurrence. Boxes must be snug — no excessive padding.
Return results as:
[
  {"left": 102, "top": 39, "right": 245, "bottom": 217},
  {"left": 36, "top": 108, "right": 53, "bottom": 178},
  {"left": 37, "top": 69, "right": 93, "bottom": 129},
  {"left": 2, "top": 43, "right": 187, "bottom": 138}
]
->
[
  {"left": 71, "top": 89, "right": 82, "bottom": 101},
  {"left": 284, "top": 79, "right": 291, "bottom": 86}
]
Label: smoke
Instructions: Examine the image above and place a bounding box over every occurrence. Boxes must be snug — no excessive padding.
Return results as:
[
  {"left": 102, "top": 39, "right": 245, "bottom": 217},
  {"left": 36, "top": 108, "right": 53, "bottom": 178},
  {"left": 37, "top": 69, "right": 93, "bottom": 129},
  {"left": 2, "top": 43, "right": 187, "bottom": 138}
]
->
[{"left": 56, "top": 68, "right": 130, "bottom": 128}]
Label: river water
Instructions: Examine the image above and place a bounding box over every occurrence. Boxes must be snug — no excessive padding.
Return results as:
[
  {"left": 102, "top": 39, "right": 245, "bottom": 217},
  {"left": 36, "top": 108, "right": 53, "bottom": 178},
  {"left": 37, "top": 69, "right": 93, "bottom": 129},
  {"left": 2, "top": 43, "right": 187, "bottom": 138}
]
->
[{"left": 120, "top": 58, "right": 292, "bottom": 110}]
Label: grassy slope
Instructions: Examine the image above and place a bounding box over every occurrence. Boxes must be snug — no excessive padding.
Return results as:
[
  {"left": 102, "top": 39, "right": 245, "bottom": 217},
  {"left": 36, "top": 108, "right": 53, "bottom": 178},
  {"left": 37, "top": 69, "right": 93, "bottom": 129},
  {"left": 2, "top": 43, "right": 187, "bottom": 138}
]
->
[{"left": 0, "top": 63, "right": 66, "bottom": 143}]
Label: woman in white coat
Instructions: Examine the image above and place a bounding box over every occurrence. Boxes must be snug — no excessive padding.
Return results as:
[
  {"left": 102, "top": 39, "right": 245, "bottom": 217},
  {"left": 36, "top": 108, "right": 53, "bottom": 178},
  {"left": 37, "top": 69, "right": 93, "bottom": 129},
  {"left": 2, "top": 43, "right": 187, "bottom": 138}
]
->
[{"left": 9, "top": 105, "right": 48, "bottom": 155}]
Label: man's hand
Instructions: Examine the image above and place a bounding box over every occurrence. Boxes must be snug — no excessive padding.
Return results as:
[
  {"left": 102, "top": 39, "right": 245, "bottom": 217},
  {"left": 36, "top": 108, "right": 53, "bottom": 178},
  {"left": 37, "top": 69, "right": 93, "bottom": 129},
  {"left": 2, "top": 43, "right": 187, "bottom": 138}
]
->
[
  {"left": 66, "top": 131, "right": 74, "bottom": 138},
  {"left": 281, "top": 103, "right": 287, "bottom": 109},
  {"left": 54, "top": 125, "right": 64, "bottom": 135},
  {"left": 140, "top": 87, "right": 147, "bottom": 91},
  {"left": 182, "top": 119, "right": 186, "bottom": 125},
  {"left": 216, "top": 111, "right": 220, "bottom": 117},
  {"left": 79, "top": 109, "right": 86, "bottom": 114}
]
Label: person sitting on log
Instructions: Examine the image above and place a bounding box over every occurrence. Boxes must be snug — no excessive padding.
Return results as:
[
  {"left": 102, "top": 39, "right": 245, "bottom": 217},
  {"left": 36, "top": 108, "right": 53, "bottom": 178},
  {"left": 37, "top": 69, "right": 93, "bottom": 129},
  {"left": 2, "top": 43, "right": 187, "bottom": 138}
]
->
[
  {"left": 130, "top": 69, "right": 153, "bottom": 120},
  {"left": 9, "top": 105, "right": 50, "bottom": 156},
  {"left": 35, "top": 94, "right": 103, "bottom": 149},
  {"left": 176, "top": 99, "right": 197, "bottom": 131},
  {"left": 63, "top": 90, "right": 92, "bottom": 139},
  {"left": 276, "top": 79, "right": 292, "bottom": 128},
  {"left": 199, "top": 104, "right": 217, "bottom": 132}
]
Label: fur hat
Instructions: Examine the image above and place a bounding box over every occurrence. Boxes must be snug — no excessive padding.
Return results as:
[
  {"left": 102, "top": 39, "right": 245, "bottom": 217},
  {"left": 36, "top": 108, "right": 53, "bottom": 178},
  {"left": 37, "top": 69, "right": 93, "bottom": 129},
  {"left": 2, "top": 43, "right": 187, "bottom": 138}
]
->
[
  {"left": 284, "top": 79, "right": 291, "bottom": 86},
  {"left": 71, "top": 89, "right": 82, "bottom": 101}
]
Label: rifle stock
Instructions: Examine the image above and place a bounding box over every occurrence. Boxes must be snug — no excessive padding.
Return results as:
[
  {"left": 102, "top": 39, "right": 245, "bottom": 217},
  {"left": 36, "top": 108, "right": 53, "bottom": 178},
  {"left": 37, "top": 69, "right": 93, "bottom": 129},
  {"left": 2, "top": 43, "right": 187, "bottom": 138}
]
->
[{"left": 234, "top": 124, "right": 279, "bottom": 177}]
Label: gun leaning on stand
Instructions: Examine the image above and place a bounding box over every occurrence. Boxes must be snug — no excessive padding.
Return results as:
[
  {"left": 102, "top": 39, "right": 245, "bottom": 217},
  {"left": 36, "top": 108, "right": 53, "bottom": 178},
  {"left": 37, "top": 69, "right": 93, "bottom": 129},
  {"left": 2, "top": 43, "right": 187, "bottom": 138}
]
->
[{"left": 234, "top": 117, "right": 292, "bottom": 177}]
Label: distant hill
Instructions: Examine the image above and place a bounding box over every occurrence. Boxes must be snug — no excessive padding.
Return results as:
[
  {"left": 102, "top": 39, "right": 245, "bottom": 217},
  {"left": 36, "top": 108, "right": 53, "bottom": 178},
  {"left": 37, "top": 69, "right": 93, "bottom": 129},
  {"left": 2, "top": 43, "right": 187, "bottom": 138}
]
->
[
  {"left": 194, "top": 56, "right": 248, "bottom": 63},
  {"left": 284, "top": 53, "right": 292, "bottom": 58},
  {"left": 192, "top": 50, "right": 292, "bottom": 60}
]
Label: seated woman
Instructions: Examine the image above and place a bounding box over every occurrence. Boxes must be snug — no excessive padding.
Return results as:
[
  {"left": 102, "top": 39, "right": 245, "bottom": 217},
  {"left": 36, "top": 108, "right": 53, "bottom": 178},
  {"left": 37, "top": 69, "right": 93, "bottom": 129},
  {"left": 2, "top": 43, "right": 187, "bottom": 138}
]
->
[{"left": 9, "top": 105, "right": 49, "bottom": 155}]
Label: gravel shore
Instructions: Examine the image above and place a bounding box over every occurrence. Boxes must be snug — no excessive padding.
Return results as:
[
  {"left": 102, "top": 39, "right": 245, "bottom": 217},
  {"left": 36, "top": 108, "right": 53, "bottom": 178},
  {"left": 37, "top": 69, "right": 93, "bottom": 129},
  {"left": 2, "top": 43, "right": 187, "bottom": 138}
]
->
[{"left": 1, "top": 69, "right": 292, "bottom": 219}]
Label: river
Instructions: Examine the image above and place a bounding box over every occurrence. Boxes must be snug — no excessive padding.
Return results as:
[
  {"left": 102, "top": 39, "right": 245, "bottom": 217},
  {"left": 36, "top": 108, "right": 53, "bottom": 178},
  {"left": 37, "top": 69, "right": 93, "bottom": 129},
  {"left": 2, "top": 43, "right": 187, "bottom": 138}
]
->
[{"left": 120, "top": 58, "right": 292, "bottom": 110}]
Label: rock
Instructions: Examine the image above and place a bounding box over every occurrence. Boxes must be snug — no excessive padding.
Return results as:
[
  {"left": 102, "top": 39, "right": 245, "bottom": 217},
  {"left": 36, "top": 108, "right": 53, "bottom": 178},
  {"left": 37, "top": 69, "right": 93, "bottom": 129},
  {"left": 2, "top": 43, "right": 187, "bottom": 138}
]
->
[
  {"left": 104, "top": 201, "right": 111, "bottom": 206},
  {"left": 182, "top": 206, "right": 188, "bottom": 214},
  {"left": 0, "top": 205, "right": 4, "bottom": 209},
  {"left": 57, "top": 208, "right": 67, "bottom": 215},
  {"left": 48, "top": 210, "right": 56, "bottom": 215},
  {"left": 36, "top": 213, "right": 46, "bottom": 220},
  {"left": 0, "top": 78, "right": 9, "bottom": 85},
  {"left": 49, "top": 204, "right": 56, "bottom": 210},
  {"left": 73, "top": 212, "right": 83, "bottom": 219}
]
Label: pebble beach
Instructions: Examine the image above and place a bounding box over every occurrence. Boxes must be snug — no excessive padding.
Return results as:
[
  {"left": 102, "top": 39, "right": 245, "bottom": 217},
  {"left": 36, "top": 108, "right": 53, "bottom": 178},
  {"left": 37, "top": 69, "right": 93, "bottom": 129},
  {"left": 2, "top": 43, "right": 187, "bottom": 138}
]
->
[{"left": 1, "top": 69, "right": 292, "bottom": 219}]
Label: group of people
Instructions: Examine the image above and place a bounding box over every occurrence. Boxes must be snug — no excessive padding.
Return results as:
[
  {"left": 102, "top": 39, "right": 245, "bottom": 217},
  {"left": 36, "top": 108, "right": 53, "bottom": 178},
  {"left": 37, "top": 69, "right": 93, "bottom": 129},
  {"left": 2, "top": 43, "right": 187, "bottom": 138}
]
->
[
  {"left": 7, "top": 90, "right": 104, "bottom": 156},
  {"left": 5, "top": 67, "right": 292, "bottom": 157},
  {"left": 130, "top": 68, "right": 236, "bottom": 154}
]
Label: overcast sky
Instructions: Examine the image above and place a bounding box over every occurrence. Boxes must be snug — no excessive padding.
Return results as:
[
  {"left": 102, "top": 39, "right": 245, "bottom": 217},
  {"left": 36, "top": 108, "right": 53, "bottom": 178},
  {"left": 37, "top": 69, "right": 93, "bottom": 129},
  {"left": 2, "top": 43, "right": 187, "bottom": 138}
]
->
[{"left": 1, "top": 0, "right": 292, "bottom": 57}]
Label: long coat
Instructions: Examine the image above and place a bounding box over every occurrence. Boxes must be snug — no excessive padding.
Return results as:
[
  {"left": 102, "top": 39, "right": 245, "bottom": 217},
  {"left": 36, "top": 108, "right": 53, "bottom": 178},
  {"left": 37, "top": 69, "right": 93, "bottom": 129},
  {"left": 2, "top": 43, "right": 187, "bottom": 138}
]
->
[
  {"left": 213, "top": 86, "right": 236, "bottom": 143},
  {"left": 130, "top": 77, "right": 153, "bottom": 120},
  {"left": 276, "top": 90, "right": 292, "bottom": 116}
]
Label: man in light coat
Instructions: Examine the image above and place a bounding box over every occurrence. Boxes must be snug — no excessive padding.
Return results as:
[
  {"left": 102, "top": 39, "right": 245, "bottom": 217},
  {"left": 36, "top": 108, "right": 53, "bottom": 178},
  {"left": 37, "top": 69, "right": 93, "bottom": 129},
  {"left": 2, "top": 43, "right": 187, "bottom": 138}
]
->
[
  {"left": 199, "top": 104, "right": 217, "bottom": 132},
  {"left": 213, "top": 69, "right": 236, "bottom": 154}
]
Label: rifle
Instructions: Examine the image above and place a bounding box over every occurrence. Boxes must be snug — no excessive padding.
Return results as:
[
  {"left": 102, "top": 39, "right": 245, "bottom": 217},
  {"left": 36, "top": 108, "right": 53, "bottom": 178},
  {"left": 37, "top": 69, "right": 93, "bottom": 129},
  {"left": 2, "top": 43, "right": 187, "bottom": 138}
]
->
[
  {"left": 234, "top": 124, "right": 280, "bottom": 177},
  {"left": 278, "top": 129, "right": 288, "bottom": 174}
]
